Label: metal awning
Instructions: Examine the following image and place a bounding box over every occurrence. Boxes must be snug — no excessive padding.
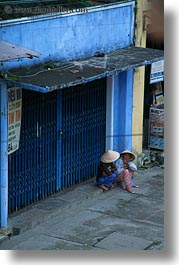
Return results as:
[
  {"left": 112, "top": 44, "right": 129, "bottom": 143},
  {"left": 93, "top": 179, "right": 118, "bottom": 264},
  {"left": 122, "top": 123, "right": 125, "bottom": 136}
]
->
[
  {"left": 6, "top": 46, "right": 164, "bottom": 92},
  {"left": 0, "top": 40, "right": 40, "bottom": 62}
]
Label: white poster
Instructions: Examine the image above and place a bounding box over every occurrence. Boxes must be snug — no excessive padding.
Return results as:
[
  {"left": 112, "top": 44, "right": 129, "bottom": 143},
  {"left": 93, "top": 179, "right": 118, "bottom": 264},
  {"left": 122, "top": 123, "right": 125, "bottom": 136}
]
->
[
  {"left": 150, "top": 59, "right": 164, "bottom": 84},
  {"left": 8, "top": 87, "right": 22, "bottom": 155}
]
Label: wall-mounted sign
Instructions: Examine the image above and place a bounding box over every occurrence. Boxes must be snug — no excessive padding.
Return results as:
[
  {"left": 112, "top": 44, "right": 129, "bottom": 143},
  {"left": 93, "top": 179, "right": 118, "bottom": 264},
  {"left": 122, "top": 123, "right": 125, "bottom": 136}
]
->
[
  {"left": 150, "top": 59, "right": 164, "bottom": 84},
  {"left": 8, "top": 87, "right": 22, "bottom": 155}
]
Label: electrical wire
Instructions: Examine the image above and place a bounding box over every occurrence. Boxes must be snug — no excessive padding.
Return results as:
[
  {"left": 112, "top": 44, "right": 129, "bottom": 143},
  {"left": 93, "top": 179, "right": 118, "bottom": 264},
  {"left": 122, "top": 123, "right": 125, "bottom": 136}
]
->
[
  {"left": 5, "top": 62, "right": 78, "bottom": 78},
  {"left": 4, "top": 49, "right": 122, "bottom": 78}
]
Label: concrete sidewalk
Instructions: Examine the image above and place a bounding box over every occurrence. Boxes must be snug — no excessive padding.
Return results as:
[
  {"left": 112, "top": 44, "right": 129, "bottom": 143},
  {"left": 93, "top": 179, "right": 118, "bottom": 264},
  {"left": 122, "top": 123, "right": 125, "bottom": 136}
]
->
[
  {"left": 7, "top": 177, "right": 104, "bottom": 235},
  {"left": 0, "top": 165, "right": 164, "bottom": 250}
]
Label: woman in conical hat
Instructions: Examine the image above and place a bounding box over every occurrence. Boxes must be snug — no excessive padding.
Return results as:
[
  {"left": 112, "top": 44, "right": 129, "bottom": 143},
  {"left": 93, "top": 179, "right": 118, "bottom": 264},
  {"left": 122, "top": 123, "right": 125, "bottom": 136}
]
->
[
  {"left": 116, "top": 150, "right": 138, "bottom": 193},
  {"left": 120, "top": 150, "right": 135, "bottom": 161},
  {"left": 96, "top": 150, "right": 120, "bottom": 191}
]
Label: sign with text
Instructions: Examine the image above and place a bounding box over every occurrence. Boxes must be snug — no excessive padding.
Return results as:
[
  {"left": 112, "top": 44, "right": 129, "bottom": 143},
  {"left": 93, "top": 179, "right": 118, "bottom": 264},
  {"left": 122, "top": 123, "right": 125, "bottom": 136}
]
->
[
  {"left": 150, "top": 59, "right": 164, "bottom": 84},
  {"left": 8, "top": 87, "right": 22, "bottom": 155}
]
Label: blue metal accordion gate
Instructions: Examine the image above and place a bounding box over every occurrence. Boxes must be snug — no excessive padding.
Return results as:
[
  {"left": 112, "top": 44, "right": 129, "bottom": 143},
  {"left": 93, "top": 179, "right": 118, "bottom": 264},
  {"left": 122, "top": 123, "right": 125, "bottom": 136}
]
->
[
  {"left": 8, "top": 90, "right": 58, "bottom": 212},
  {"left": 8, "top": 78, "right": 106, "bottom": 213},
  {"left": 58, "top": 78, "right": 106, "bottom": 190}
]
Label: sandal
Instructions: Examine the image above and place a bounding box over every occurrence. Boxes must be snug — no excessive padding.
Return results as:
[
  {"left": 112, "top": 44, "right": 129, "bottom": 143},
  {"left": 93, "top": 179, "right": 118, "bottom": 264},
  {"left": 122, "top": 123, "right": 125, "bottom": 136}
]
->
[
  {"left": 99, "top": 184, "right": 109, "bottom": 191},
  {"left": 126, "top": 185, "right": 135, "bottom": 193}
]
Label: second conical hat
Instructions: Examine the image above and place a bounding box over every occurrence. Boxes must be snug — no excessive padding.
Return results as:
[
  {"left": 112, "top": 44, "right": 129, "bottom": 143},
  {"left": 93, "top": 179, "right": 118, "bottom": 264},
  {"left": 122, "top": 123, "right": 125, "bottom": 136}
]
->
[{"left": 120, "top": 150, "right": 135, "bottom": 161}]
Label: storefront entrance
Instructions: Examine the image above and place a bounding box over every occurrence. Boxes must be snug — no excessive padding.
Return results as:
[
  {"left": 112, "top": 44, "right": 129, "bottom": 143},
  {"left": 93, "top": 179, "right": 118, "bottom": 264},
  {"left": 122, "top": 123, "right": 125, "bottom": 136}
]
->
[{"left": 8, "top": 78, "right": 106, "bottom": 213}]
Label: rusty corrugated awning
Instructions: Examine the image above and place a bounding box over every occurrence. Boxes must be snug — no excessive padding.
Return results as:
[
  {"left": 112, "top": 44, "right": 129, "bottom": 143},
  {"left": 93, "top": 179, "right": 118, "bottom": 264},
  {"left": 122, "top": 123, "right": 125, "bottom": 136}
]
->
[
  {"left": 0, "top": 40, "right": 40, "bottom": 62},
  {"left": 6, "top": 46, "right": 164, "bottom": 92}
]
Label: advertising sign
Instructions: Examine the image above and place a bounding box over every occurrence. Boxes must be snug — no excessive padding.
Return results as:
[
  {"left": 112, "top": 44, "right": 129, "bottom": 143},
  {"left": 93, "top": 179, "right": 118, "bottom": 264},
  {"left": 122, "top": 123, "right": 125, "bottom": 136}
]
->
[
  {"left": 150, "top": 59, "right": 164, "bottom": 84},
  {"left": 8, "top": 87, "right": 22, "bottom": 155}
]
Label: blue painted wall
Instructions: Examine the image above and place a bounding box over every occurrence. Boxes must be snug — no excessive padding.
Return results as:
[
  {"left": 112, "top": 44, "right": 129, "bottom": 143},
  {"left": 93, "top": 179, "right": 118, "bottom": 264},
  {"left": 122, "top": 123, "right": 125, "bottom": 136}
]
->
[
  {"left": 113, "top": 69, "right": 134, "bottom": 152},
  {"left": 0, "top": 2, "right": 135, "bottom": 69}
]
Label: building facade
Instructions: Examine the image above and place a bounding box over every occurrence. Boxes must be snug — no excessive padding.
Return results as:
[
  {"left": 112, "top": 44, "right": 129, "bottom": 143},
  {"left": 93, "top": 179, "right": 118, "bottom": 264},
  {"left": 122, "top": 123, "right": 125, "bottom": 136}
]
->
[{"left": 0, "top": 1, "right": 163, "bottom": 228}]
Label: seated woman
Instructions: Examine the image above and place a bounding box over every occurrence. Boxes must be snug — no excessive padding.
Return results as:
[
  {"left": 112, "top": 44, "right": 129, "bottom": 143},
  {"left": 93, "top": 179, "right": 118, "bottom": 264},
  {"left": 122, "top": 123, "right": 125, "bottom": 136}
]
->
[
  {"left": 96, "top": 150, "right": 120, "bottom": 191},
  {"left": 116, "top": 150, "right": 138, "bottom": 193}
]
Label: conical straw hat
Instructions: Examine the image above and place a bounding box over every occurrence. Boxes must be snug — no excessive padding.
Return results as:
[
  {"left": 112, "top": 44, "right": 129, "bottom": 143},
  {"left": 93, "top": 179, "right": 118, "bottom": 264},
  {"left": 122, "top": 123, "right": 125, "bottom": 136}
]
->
[
  {"left": 100, "top": 150, "right": 120, "bottom": 163},
  {"left": 120, "top": 150, "right": 135, "bottom": 161}
]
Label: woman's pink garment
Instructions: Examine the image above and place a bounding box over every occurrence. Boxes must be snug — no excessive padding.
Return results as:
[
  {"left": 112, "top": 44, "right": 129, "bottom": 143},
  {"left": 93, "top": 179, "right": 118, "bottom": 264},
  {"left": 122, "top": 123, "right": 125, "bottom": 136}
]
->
[{"left": 116, "top": 169, "right": 135, "bottom": 191}]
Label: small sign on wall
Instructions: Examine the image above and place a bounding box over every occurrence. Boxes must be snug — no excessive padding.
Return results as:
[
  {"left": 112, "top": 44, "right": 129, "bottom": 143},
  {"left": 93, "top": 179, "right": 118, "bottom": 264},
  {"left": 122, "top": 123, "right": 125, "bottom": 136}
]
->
[
  {"left": 150, "top": 59, "right": 164, "bottom": 84},
  {"left": 8, "top": 87, "right": 22, "bottom": 155}
]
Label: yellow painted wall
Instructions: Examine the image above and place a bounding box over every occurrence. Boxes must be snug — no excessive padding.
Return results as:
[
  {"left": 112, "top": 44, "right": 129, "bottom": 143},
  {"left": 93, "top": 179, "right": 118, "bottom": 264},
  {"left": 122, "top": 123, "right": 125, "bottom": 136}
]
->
[{"left": 132, "top": 0, "right": 147, "bottom": 154}]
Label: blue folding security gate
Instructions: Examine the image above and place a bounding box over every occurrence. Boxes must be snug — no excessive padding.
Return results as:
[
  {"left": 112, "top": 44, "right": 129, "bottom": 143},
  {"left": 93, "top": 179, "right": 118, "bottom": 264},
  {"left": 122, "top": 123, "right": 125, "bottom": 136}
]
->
[
  {"left": 58, "top": 78, "right": 106, "bottom": 190},
  {"left": 8, "top": 78, "right": 106, "bottom": 213},
  {"left": 8, "top": 90, "right": 58, "bottom": 212}
]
